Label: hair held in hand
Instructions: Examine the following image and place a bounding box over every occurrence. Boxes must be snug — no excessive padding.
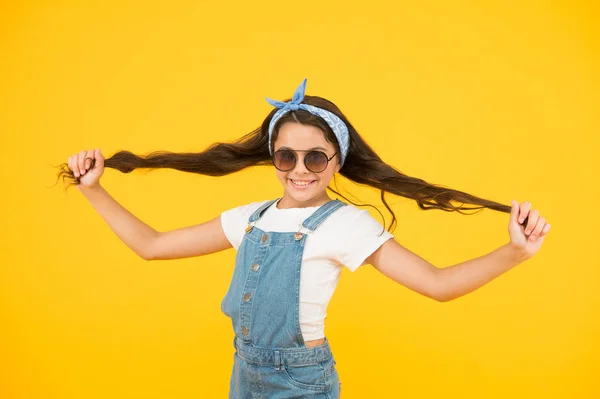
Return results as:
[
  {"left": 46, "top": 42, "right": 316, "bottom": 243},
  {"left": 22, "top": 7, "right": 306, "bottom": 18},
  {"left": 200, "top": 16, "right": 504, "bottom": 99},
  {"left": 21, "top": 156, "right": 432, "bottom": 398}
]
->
[{"left": 54, "top": 94, "right": 513, "bottom": 233}]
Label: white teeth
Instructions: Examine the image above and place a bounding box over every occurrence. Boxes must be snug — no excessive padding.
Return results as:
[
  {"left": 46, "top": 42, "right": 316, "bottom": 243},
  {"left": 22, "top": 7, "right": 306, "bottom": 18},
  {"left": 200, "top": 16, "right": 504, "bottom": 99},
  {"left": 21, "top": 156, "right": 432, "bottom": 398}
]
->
[{"left": 291, "top": 180, "right": 313, "bottom": 186}]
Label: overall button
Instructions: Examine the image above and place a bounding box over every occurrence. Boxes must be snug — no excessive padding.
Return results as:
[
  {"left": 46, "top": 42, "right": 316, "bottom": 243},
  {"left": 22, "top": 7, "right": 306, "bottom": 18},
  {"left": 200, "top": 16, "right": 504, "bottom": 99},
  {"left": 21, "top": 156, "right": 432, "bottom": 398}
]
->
[
  {"left": 251, "top": 263, "right": 260, "bottom": 272},
  {"left": 241, "top": 326, "right": 249, "bottom": 335},
  {"left": 261, "top": 234, "right": 268, "bottom": 243},
  {"left": 243, "top": 293, "right": 251, "bottom": 302}
]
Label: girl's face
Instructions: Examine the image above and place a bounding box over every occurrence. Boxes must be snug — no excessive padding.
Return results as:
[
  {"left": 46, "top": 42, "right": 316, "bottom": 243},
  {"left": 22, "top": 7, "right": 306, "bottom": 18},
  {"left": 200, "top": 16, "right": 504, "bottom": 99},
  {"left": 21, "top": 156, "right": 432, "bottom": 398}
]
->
[{"left": 273, "top": 122, "right": 341, "bottom": 208}]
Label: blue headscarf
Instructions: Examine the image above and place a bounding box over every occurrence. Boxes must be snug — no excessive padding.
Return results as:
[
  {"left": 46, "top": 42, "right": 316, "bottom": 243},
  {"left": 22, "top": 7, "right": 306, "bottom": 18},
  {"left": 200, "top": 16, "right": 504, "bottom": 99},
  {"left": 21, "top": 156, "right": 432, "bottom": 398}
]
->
[{"left": 265, "top": 78, "right": 350, "bottom": 167}]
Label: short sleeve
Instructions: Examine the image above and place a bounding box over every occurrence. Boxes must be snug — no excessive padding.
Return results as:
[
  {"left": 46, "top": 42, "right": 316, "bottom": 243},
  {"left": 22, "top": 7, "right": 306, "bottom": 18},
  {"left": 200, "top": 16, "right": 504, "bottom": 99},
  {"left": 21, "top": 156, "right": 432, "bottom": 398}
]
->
[
  {"left": 220, "top": 200, "right": 269, "bottom": 251},
  {"left": 337, "top": 210, "right": 394, "bottom": 272}
]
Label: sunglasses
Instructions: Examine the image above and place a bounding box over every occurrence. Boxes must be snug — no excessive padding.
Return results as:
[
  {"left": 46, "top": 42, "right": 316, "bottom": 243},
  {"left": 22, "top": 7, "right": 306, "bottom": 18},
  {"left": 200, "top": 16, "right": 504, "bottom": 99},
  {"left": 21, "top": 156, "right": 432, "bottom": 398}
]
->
[{"left": 273, "top": 149, "right": 337, "bottom": 173}]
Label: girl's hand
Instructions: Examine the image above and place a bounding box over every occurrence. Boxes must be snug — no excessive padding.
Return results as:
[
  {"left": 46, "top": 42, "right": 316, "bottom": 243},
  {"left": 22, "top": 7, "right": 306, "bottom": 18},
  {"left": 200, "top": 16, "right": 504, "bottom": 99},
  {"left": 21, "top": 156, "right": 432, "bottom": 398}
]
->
[
  {"left": 67, "top": 149, "right": 104, "bottom": 189},
  {"left": 508, "top": 200, "right": 551, "bottom": 259}
]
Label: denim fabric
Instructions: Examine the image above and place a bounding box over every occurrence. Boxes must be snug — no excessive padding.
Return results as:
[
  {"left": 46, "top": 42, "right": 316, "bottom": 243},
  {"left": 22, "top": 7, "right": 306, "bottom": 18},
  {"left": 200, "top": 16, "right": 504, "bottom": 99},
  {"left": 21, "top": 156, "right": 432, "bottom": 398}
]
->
[{"left": 221, "top": 198, "right": 346, "bottom": 398}]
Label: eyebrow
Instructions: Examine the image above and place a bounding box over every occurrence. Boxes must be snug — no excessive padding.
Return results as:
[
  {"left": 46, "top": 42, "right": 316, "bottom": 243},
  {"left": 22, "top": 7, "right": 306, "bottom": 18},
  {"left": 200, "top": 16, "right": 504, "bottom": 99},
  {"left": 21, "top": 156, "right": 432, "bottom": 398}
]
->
[{"left": 277, "top": 146, "right": 327, "bottom": 151}]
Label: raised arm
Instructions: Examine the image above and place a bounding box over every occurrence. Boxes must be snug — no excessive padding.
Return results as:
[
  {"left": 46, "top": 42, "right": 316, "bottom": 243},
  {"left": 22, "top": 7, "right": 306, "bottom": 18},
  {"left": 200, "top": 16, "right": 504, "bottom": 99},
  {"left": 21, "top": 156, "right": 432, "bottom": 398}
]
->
[
  {"left": 364, "top": 200, "right": 550, "bottom": 302},
  {"left": 145, "top": 215, "right": 232, "bottom": 260},
  {"left": 69, "top": 149, "right": 232, "bottom": 261},
  {"left": 77, "top": 184, "right": 159, "bottom": 259},
  {"left": 78, "top": 184, "right": 232, "bottom": 260},
  {"left": 364, "top": 238, "right": 440, "bottom": 301},
  {"left": 365, "top": 238, "right": 527, "bottom": 302}
]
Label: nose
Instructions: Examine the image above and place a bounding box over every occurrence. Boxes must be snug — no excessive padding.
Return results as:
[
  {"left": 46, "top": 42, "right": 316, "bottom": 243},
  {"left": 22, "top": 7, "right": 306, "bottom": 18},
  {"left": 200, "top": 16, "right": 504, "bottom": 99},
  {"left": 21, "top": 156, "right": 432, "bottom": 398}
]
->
[{"left": 292, "top": 153, "right": 310, "bottom": 174}]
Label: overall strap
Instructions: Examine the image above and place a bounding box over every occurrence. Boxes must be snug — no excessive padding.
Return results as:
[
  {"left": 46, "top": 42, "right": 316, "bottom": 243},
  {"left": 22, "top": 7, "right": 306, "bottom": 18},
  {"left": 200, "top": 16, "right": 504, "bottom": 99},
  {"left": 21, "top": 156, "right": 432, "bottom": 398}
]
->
[
  {"left": 301, "top": 199, "right": 346, "bottom": 232},
  {"left": 248, "top": 199, "right": 279, "bottom": 223}
]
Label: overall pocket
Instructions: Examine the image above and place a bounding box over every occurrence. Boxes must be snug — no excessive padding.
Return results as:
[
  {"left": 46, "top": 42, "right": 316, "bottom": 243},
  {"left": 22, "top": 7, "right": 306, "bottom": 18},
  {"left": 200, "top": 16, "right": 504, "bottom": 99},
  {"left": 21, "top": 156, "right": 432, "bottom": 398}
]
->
[{"left": 281, "top": 361, "right": 328, "bottom": 392}]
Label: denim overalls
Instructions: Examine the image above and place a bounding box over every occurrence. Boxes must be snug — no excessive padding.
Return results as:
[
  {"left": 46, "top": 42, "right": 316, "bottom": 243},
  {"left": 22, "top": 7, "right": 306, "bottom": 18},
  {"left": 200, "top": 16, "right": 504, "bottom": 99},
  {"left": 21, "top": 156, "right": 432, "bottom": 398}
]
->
[{"left": 221, "top": 198, "right": 346, "bottom": 398}]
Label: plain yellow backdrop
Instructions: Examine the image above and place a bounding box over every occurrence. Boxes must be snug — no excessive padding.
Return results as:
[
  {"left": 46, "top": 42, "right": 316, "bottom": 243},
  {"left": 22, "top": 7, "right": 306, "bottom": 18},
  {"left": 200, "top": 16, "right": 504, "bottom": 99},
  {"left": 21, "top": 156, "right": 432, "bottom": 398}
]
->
[{"left": 1, "top": 1, "right": 598, "bottom": 398}]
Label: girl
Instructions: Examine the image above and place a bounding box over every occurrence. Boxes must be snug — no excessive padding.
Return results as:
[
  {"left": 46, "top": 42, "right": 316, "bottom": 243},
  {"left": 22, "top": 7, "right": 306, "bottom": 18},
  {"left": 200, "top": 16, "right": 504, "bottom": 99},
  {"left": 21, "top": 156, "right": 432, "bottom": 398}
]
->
[{"left": 59, "top": 79, "right": 551, "bottom": 398}]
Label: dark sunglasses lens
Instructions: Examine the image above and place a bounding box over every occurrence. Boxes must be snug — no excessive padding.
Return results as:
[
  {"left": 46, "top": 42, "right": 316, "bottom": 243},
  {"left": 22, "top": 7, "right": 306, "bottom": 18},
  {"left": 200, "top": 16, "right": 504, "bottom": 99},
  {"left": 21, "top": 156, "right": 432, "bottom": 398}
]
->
[
  {"left": 274, "top": 150, "right": 295, "bottom": 171},
  {"left": 305, "top": 151, "right": 328, "bottom": 172}
]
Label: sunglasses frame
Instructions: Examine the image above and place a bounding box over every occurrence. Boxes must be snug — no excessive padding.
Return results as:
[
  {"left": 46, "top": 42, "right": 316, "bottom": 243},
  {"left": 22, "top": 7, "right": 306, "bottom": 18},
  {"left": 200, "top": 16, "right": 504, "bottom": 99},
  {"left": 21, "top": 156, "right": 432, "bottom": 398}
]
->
[{"left": 272, "top": 149, "right": 338, "bottom": 173}]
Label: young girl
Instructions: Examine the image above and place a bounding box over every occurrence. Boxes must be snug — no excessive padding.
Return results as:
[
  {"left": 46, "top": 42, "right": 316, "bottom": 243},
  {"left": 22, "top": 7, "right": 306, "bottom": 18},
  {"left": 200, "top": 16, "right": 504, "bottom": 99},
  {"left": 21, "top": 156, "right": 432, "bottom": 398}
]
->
[{"left": 59, "top": 78, "right": 551, "bottom": 398}]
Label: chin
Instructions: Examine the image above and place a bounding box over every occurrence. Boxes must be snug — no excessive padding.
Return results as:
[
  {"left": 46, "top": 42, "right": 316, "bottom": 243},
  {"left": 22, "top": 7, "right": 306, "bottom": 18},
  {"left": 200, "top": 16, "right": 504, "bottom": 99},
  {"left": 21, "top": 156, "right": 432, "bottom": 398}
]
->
[{"left": 286, "top": 190, "right": 312, "bottom": 200}]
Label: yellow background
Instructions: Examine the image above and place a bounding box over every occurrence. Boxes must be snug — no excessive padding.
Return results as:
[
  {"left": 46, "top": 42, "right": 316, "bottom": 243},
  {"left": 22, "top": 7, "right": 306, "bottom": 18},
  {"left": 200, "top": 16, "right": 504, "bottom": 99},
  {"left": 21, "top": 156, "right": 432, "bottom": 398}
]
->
[{"left": 1, "top": 1, "right": 598, "bottom": 398}]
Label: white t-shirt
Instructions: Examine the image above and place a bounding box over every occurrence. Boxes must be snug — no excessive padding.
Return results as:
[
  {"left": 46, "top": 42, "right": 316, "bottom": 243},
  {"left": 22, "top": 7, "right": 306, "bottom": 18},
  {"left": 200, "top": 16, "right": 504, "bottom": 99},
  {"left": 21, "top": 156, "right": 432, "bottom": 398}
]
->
[{"left": 220, "top": 198, "right": 394, "bottom": 341}]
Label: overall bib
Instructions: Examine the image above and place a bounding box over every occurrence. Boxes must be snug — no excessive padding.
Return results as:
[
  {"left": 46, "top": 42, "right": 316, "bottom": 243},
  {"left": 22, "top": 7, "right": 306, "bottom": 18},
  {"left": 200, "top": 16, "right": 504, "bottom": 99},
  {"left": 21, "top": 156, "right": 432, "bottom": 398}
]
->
[{"left": 221, "top": 198, "right": 347, "bottom": 398}]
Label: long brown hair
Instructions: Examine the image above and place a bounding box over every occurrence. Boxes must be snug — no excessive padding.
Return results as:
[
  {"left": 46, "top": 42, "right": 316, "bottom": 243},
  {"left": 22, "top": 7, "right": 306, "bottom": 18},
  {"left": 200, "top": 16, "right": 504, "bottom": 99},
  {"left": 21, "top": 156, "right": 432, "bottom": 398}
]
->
[{"left": 55, "top": 94, "right": 514, "bottom": 233}]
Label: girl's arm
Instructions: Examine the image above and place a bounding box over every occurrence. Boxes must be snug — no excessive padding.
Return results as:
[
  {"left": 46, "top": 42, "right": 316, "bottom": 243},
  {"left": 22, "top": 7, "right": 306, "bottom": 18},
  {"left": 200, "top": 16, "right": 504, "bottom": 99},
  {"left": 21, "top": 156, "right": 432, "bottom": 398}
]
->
[
  {"left": 145, "top": 215, "right": 232, "bottom": 260},
  {"left": 433, "top": 243, "right": 529, "bottom": 302},
  {"left": 79, "top": 184, "right": 231, "bottom": 261},
  {"left": 78, "top": 184, "right": 158, "bottom": 259},
  {"left": 365, "top": 200, "right": 550, "bottom": 302},
  {"left": 364, "top": 238, "right": 440, "bottom": 301},
  {"left": 366, "top": 239, "right": 528, "bottom": 302}
]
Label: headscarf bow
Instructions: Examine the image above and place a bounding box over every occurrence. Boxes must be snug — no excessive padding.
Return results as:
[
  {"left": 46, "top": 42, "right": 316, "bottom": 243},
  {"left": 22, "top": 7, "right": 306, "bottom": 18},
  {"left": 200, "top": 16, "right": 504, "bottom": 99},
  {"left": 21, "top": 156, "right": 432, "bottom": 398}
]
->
[{"left": 265, "top": 78, "right": 350, "bottom": 167}]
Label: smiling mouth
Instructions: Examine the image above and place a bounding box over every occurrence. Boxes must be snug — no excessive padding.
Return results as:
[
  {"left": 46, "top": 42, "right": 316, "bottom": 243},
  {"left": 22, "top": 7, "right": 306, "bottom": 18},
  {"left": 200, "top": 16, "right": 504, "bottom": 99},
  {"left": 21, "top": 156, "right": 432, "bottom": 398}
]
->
[{"left": 289, "top": 179, "right": 316, "bottom": 188}]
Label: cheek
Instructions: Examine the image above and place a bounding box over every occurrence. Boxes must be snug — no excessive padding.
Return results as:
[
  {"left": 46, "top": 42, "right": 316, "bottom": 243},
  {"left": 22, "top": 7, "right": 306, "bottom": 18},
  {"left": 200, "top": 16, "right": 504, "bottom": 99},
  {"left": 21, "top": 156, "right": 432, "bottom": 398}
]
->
[
  {"left": 322, "top": 172, "right": 335, "bottom": 183},
  {"left": 275, "top": 170, "right": 288, "bottom": 182},
  {"left": 326, "top": 162, "right": 339, "bottom": 178},
  {"left": 317, "top": 170, "right": 334, "bottom": 185}
]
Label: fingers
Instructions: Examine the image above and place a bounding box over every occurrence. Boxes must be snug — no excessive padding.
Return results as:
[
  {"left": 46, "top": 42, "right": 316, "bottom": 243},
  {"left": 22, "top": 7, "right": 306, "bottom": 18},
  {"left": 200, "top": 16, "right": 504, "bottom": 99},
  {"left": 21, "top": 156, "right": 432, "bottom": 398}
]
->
[
  {"left": 510, "top": 200, "right": 519, "bottom": 224},
  {"left": 524, "top": 209, "right": 539, "bottom": 236},
  {"left": 94, "top": 148, "right": 104, "bottom": 168},
  {"left": 518, "top": 201, "right": 531, "bottom": 225},
  {"left": 84, "top": 148, "right": 95, "bottom": 171},
  {"left": 541, "top": 223, "right": 552, "bottom": 236},
  {"left": 529, "top": 216, "right": 545, "bottom": 240},
  {"left": 68, "top": 155, "right": 79, "bottom": 178},
  {"left": 68, "top": 149, "right": 97, "bottom": 178},
  {"left": 514, "top": 200, "right": 552, "bottom": 240},
  {"left": 77, "top": 150, "right": 87, "bottom": 175}
]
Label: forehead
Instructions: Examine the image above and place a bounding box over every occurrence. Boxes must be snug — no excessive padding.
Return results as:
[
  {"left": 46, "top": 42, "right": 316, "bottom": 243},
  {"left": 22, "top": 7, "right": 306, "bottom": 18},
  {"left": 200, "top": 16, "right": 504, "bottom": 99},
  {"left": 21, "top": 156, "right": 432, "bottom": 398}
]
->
[{"left": 274, "top": 122, "right": 334, "bottom": 151}]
